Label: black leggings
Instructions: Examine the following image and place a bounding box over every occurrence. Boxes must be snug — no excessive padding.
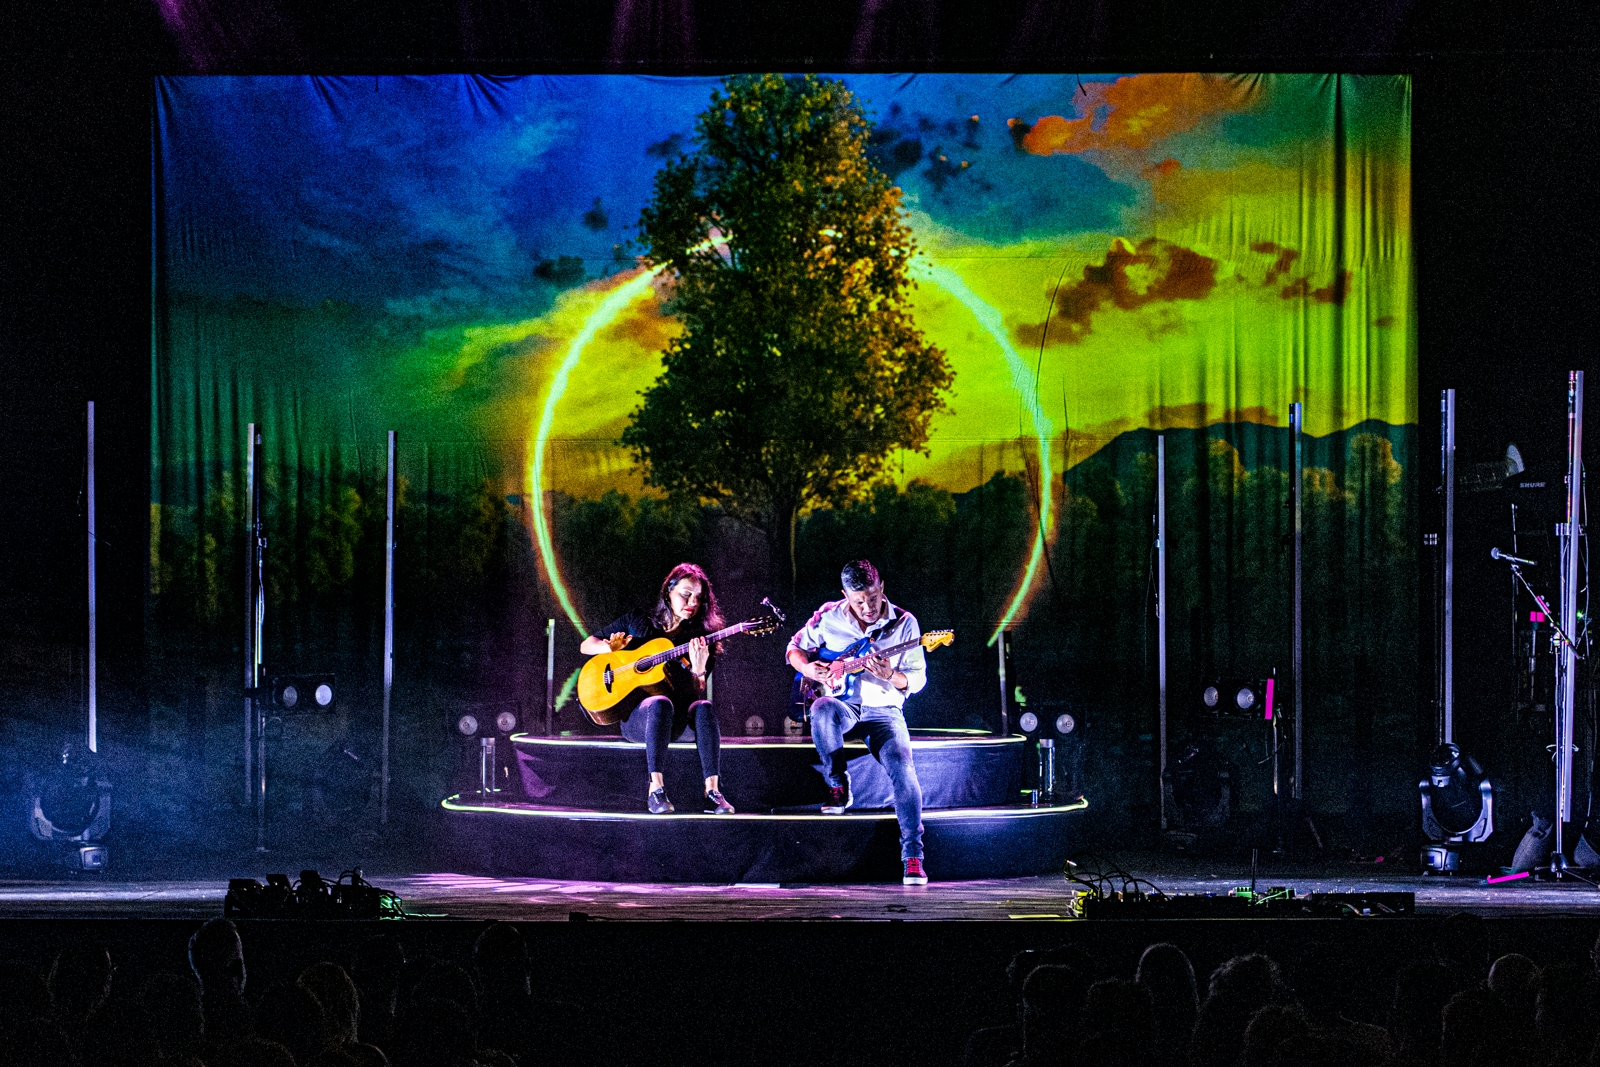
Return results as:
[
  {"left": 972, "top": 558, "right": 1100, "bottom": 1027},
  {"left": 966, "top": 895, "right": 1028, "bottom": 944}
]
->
[{"left": 620, "top": 695, "right": 721, "bottom": 779}]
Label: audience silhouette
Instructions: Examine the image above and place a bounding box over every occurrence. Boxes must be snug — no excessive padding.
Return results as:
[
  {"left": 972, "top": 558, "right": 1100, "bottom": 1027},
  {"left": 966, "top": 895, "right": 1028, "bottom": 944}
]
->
[{"left": 5, "top": 908, "right": 1600, "bottom": 1067}]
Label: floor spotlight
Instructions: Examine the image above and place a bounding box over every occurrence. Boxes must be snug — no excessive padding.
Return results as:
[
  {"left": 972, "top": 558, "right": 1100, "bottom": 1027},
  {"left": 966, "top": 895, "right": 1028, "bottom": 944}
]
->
[{"left": 1420, "top": 743, "right": 1493, "bottom": 872}]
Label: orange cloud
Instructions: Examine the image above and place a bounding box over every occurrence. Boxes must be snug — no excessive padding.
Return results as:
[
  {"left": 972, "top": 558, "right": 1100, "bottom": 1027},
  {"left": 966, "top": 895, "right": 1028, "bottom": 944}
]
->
[
  {"left": 1143, "top": 157, "right": 1182, "bottom": 179},
  {"left": 1014, "top": 74, "right": 1250, "bottom": 158},
  {"left": 1251, "top": 240, "right": 1301, "bottom": 285},
  {"left": 1280, "top": 270, "right": 1352, "bottom": 305},
  {"left": 600, "top": 293, "right": 680, "bottom": 352},
  {"left": 1015, "top": 237, "right": 1219, "bottom": 348}
]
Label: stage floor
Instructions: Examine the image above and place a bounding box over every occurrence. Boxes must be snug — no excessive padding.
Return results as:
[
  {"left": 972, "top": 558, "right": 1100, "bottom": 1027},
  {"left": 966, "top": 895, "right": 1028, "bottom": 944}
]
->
[{"left": 3, "top": 853, "right": 1599, "bottom": 920}]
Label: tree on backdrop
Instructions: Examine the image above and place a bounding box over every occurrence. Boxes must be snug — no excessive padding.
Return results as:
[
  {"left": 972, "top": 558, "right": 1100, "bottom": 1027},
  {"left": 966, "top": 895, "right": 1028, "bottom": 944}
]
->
[{"left": 627, "top": 73, "right": 954, "bottom": 592}]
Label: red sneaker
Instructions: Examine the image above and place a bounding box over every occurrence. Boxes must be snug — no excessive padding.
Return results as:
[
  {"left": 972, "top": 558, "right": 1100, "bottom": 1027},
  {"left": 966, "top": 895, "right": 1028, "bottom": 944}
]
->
[
  {"left": 821, "top": 775, "right": 853, "bottom": 814},
  {"left": 902, "top": 858, "right": 928, "bottom": 885}
]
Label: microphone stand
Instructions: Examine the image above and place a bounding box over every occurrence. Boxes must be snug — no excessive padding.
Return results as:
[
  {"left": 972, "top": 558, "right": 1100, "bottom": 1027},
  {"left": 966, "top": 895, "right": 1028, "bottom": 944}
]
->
[{"left": 1494, "top": 558, "right": 1580, "bottom": 657}]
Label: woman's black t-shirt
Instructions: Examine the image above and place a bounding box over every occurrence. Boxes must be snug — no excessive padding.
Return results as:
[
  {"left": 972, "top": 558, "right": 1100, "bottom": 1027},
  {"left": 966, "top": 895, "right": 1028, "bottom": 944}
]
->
[{"left": 590, "top": 611, "right": 716, "bottom": 706}]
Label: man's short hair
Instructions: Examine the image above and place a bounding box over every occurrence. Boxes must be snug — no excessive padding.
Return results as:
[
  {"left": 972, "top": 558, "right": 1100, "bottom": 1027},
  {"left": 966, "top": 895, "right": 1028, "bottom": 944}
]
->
[{"left": 840, "top": 560, "right": 880, "bottom": 591}]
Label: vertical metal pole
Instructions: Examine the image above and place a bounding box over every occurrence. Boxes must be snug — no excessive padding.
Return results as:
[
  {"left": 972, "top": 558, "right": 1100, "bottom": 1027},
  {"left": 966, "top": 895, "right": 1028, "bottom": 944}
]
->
[
  {"left": 87, "top": 401, "right": 97, "bottom": 753},
  {"left": 1290, "top": 402, "right": 1304, "bottom": 802},
  {"left": 545, "top": 619, "right": 557, "bottom": 735},
  {"left": 997, "top": 631, "right": 1009, "bottom": 735},
  {"left": 244, "top": 423, "right": 256, "bottom": 809},
  {"left": 1157, "top": 435, "right": 1168, "bottom": 830},
  {"left": 381, "top": 431, "right": 395, "bottom": 825},
  {"left": 1556, "top": 371, "right": 1584, "bottom": 858},
  {"left": 1442, "top": 389, "right": 1456, "bottom": 744},
  {"left": 252, "top": 429, "right": 267, "bottom": 852}
]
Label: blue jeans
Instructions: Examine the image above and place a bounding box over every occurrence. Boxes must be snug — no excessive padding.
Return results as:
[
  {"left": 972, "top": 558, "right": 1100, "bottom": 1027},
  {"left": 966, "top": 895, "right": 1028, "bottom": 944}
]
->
[
  {"left": 621, "top": 695, "right": 720, "bottom": 779},
  {"left": 810, "top": 696, "right": 923, "bottom": 861}
]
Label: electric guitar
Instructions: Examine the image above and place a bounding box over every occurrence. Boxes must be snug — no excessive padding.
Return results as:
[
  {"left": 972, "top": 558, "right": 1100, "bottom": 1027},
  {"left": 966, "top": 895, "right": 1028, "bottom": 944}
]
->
[
  {"left": 790, "top": 629, "right": 955, "bottom": 717},
  {"left": 577, "top": 615, "right": 781, "bottom": 726}
]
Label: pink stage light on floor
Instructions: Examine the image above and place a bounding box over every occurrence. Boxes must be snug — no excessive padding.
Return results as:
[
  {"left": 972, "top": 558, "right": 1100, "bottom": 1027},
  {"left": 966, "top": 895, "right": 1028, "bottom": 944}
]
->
[{"left": 1486, "top": 870, "right": 1530, "bottom": 884}]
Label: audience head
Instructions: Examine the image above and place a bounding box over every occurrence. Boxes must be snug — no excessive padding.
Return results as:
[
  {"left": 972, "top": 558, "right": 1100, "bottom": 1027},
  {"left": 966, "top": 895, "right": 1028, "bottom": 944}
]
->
[
  {"left": 140, "top": 973, "right": 205, "bottom": 1061},
  {"left": 1440, "top": 986, "right": 1496, "bottom": 1064},
  {"left": 1019, "top": 963, "right": 1093, "bottom": 1060},
  {"left": 1207, "top": 953, "right": 1285, "bottom": 1008},
  {"left": 473, "top": 921, "right": 531, "bottom": 997},
  {"left": 1137, "top": 942, "right": 1199, "bottom": 1024},
  {"left": 189, "top": 917, "right": 246, "bottom": 998},
  {"left": 412, "top": 961, "right": 481, "bottom": 1022},
  {"left": 1241, "top": 1004, "right": 1310, "bottom": 1067},
  {"left": 1079, "top": 978, "right": 1154, "bottom": 1060},
  {"left": 1487, "top": 952, "right": 1540, "bottom": 1023},
  {"left": 255, "top": 980, "right": 336, "bottom": 1065},
  {"left": 299, "top": 961, "right": 361, "bottom": 1046},
  {"left": 47, "top": 942, "right": 113, "bottom": 1023},
  {"left": 351, "top": 934, "right": 405, "bottom": 1007},
  {"left": 402, "top": 995, "right": 480, "bottom": 1066}
]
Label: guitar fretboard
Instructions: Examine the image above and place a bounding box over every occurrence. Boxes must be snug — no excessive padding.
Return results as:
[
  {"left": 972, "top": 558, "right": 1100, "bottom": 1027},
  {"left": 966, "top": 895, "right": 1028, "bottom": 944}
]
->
[
  {"left": 833, "top": 634, "right": 927, "bottom": 671},
  {"left": 631, "top": 620, "right": 759, "bottom": 672}
]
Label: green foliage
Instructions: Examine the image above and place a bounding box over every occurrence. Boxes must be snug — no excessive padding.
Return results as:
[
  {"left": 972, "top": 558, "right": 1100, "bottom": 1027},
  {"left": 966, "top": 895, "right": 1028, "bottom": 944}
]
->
[
  {"left": 549, "top": 490, "right": 704, "bottom": 625},
  {"left": 307, "top": 486, "right": 364, "bottom": 592},
  {"left": 455, "top": 480, "right": 511, "bottom": 586},
  {"left": 796, "top": 474, "right": 1030, "bottom": 633},
  {"left": 627, "top": 74, "right": 954, "bottom": 585}
]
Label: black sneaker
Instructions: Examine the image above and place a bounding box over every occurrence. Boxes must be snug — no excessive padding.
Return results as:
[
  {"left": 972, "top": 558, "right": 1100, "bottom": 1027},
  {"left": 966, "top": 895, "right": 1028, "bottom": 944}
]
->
[
  {"left": 821, "top": 774, "right": 853, "bottom": 814},
  {"left": 705, "top": 788, "right": 735, "bottom": 814},
  {"left": 902, "top": 857, "right": 928, "bottom": 885},
  {"left": 647, "top": 788, "right": 674, "bottom": 814}
]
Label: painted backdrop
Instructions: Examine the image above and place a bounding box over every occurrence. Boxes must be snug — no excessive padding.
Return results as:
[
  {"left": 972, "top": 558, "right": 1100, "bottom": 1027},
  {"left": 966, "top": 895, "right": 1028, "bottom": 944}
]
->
[{"left": 152, "top": 74, "right": 1414, "bottom": 840}]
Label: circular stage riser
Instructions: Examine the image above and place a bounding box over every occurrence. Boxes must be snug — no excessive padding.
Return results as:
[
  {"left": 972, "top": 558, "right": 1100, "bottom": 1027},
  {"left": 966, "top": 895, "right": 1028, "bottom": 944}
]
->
[
  {"left": 442, "top": 802, "right": 1082, "bottom": 882},
  {"left": 512, "top": 735, "right": 1024, "bottom": 813}
]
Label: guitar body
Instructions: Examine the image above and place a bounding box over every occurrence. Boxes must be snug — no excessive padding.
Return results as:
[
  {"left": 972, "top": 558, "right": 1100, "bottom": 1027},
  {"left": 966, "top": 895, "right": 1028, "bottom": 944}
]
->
[
  {"left": 577, "top": 638, "right": 678, "bottom": 726},
  {"left": 789, "top": 637, "right": 871, "bottom": 721},
  {"left": 790, "top": 629, "right": 956, "bottom": 720}
]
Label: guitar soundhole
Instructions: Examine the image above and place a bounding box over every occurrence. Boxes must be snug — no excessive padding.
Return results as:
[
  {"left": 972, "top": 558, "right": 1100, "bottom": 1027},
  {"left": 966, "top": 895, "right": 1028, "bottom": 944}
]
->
[{"left": 603, "top": 667, "right": 613, "bottom": 692}]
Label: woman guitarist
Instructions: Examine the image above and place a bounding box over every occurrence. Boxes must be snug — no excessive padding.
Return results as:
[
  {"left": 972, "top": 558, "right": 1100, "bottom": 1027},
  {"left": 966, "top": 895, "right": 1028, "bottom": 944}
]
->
[{"left": 579, "top": 562, "right": 734, "bottom": 815}]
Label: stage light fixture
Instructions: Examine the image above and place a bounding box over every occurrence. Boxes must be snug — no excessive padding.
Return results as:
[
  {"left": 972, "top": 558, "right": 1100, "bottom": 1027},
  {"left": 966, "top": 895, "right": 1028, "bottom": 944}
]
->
[
  {"left": 1420, "top": 743, "right": 1493, "bottom": 872},
  {"left": 269, "top": 674, "right": 337, "bottom": 713},
  {"left": 1018, "top": 711, "right": 1040, "bottom": 735},
  {"left": 1200, "top": 677, "right": 1273, "bottom": 719},
  {"left": 495, "top": 711, "right": 518, "bottom": 734},
  {"left": 1054, "top": 712, "right": 1076, "bottom": 736},
  {"left": 456, "top": 714, "right": 480, "bottom": 736}
]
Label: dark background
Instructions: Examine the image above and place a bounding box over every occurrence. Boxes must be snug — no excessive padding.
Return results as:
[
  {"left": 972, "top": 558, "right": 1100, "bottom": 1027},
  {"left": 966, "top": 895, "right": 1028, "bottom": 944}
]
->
[{"left": 1, "top": 0, "right": 1596, "bottom": 859}]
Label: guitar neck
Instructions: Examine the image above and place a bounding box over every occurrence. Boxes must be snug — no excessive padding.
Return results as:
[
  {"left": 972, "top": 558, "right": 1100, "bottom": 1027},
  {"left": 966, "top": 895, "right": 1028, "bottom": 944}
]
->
[
  {"left": 837, "top": 634, "right": 923, "bottom": 671},
  {"left": 635, "top": 620, "right": 754, "bottom": 671}
]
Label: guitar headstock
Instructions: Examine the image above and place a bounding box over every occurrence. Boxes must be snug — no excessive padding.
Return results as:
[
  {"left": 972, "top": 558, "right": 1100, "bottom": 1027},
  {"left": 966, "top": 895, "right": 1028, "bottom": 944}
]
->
[
  {"left": 921, "top": 629, "right": 955, "bottom": 651},
  {"left": 744, "top": 615, "right": 782, "bottom": 637}
]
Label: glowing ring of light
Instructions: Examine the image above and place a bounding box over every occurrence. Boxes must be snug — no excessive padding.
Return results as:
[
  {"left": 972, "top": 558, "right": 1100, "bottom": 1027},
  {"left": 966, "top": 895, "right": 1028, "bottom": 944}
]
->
[
  {"left": 529, "top": 265, "right": 669, "bottom": 634},
  {"left": 913, "top": 262, "right": 1054, "bottom": 645},
  {"left": 529, "top": 258, "right": 1055, "bottom": 645}
]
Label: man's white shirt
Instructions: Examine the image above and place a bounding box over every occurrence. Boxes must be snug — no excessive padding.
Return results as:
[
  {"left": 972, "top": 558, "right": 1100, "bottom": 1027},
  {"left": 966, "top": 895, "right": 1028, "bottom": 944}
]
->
[{"left": 786, "top": 598, "right": 927, "bottom": 711}]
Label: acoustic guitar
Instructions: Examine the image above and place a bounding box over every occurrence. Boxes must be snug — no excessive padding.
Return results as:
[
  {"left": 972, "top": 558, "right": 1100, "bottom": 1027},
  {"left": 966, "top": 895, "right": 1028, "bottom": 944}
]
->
[
  {"left": 790, "top": 629, "right": 955, "bottom": 717},
  {"left": 577, "top": 615, "right": 781, "bottom": 726}
]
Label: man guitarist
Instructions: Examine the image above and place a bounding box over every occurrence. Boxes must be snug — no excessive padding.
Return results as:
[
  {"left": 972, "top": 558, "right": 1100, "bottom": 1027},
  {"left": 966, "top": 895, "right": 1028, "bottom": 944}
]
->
[{"left": 786, "top": 559, "right": 929, "bottom": 885}]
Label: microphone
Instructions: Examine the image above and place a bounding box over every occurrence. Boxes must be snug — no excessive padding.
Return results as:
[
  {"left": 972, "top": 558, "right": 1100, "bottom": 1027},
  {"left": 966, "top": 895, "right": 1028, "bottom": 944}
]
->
[
  {"left": 1490, "top": 547, "right": 1537, "bottom": 566},
  {"left": 760, "top": 596, "right": 786, "bottom": 622}
]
